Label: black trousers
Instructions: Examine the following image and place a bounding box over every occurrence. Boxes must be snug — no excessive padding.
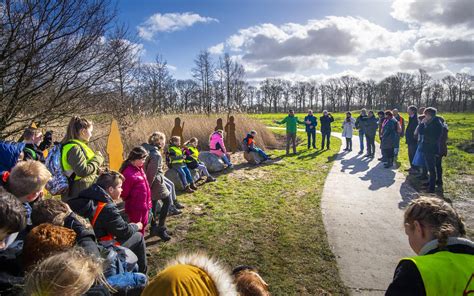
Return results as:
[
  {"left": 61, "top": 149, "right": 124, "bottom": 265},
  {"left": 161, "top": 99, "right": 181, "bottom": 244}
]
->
[
  {"left": 365, "top": 134, "right": 375, "bottom": 155},
  {"left": 151, "top": 197, "right": 171, "bottom": 228},
  {"left": 321, "top": 132, "right": 331, "bottom": 149},
  {"left": 424, "top": 152, "right": 437, "bottom": 191},
  {"left": 408, "top": 143, "right": 418, "bottom": 169},
  {"left": 120, "top": 232, "right": 147, "bottom": 274},
  {"left": 345, "top": 138, "right": 352, "bottom": 150},
  {"left": 307, "top": 131, "right": 316, "bottom": 148}
]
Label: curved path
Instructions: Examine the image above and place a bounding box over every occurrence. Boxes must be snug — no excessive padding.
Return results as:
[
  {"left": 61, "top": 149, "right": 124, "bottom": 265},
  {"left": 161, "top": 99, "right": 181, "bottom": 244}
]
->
[{"left": 321, "top": 132, "right": 417, "bottom": 295}]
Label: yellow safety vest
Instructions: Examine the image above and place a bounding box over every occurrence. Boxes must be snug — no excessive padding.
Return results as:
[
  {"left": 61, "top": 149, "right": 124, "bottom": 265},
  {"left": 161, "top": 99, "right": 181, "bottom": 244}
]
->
[
  {"left": 185, "top": 146, "right": 199, "bottom": 163},
  {"left": 402, "top": 251, "right": 474, "bottom": 296},
  {"left": 61, "top": 139, "right": 96, "bottom": 180},
  {"left": 168, "top": 146, "right": 184, "bottom": 164}
]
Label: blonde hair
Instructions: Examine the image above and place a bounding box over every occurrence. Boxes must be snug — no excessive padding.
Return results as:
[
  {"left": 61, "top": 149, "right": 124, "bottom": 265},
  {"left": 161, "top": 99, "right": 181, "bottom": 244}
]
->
[
  {"left": 25, "top": 248, "right": 107, "bottom": 296},
  {"left": 62, "top": 116, "right": 92, "bottom": 144},
  {"left": 404, "top": 197, "right": 466, "bottom": 249},
  {"left": 148, "top": 131, "right": 166, "bottom": 148},
  {"left": 7, "top": 160, "right": 51, "bottom": 198},
  {"left": 184, "top": 137, "right": 198, "bottom": 146}
]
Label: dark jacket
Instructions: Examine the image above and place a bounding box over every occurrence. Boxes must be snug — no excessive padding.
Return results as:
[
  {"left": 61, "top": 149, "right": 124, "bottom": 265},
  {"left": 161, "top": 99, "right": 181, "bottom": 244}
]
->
[
  {"left": 405, "top": 114, "right": 418, "bottom": 145},
  {"left": 319, "top": 115, "right": 334, "bottom": 133},
  {"left": 365, "top": 116, "right": 379, "bottom": 138},
  {"left": 355, "top": 115, "right": 369, "bottom": 133},
  {"left": 142, "top": 143, "right": 170, "bottom": 200},
  {"left": 23, "top": 143, "right": 45, "bottom": 163},
  {"left": 68, "top": 184, "right": 139, "bottom": 243},
  {"left": 394, "top": 114, "right": 405, "bottom": 137},
  {"left": 0, "top": 141, "right": 25, "bottom": 173},
  {"left": 381, "top": 118, "right": 398, "bottom": 149},
  {"left": 304, "top": 115, "right": 317, "bottom": 132},
  {"left": 386, "top": 238, "right": 474, "bottom": 296},
  {"left": 420, "top": 116, "right": 443, "bottom": 154}
]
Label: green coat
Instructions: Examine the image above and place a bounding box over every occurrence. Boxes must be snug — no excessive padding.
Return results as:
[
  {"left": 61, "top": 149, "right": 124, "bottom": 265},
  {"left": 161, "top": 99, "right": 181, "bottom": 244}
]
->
[
  {"left": 277, "top": 115, "right": 305, "bottom": 134},
  {"left": 61, "top": 144, "right": 104, "bottom": 201}
]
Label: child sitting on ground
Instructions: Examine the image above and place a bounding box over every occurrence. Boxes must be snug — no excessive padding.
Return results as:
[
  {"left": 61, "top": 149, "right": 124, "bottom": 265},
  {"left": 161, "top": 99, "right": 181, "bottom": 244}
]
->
[
  {"left": 209, "top": 130, "right": 233, "bottom": 169},
  {"left": 242, "top": 130, "right": 270, "bottom": 162},
  {"left": 120, "top": 147, "right": 152, "bottom": 237},
  {"left": 183, "top": 137, "right": 216, "bottom": 183},
  {"left": 167, "top": 136, "right": 198, "bottom": 193}
]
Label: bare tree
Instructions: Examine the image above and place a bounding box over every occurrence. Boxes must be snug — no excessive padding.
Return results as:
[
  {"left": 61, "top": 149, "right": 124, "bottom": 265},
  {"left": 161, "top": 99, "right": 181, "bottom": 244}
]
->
[
  {"left": 192, "top": 50, "right": 214, "bottom": 114},
  {"left": 340, "top": 75, "right": 360, "bottom": 111}
]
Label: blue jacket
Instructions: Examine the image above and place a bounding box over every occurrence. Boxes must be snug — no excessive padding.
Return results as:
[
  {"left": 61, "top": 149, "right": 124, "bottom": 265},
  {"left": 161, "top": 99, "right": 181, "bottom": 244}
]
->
[
  {"left": 304, "top": 115, "right": 317, "bottom": 132},
  {"left": 0, "top": 141, "right": 25, "bottom": 173},
  {"left": 319, "top": 115, "right": 334, "bottom": 133}
]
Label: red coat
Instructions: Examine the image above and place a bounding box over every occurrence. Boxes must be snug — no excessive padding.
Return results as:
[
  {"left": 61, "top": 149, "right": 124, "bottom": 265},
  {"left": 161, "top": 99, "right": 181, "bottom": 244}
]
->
[{"left": 121, "top": 164, "right": 152, "bottom": 212}]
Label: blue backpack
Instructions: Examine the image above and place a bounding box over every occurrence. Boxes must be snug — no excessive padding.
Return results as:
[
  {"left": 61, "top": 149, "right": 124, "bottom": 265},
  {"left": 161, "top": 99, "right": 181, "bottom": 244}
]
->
[{"left": 44, "top": 143, "right": 70, "bottom": 195}]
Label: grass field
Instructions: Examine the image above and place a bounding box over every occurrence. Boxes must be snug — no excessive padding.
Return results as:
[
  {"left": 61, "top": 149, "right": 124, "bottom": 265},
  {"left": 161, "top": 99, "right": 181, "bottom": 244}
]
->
[
  {"left": 252, "top": 112, "right": 474, "bottom": 203},
  {"left": 147, "top": 135, "right": 347, "bottom": 295}
]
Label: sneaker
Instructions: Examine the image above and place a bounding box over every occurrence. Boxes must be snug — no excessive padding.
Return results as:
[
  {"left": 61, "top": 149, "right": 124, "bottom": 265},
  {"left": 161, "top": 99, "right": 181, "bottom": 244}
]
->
[
  {"left": 378, "top": 157, "right": 385, "bottom": 161},
  {"left": 185, "top": 185, "right": 194, "bottom": 193},
  {"left": 206, "top": 176, "right": 217, "bottom": 183},
  {"left": 168, "top": 206, "right": 182, "bottom": 216},
  {"left": 158, "top": 227, "right": 171, "bottom": 242},
  {"left": 363, "top": 154, "right": 371, "bottom": 157},
  {"left": 174, "top": 202, "right": 185, "bottom": 209},
  {"left": 358, "top": 151, "right": 363, "bottom": 155}
]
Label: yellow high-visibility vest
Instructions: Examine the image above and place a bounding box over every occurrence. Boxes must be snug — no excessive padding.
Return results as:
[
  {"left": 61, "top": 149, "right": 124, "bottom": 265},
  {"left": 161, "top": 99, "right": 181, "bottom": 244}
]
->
[{"left": 61, "top": 139, "right": 95, "bottom": 180}]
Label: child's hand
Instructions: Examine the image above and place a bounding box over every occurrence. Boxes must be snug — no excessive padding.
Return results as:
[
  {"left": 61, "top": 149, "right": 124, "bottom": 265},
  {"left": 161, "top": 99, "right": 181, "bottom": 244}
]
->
[{"left": 134, "top": 222, "right": 143, "bottom": 230}]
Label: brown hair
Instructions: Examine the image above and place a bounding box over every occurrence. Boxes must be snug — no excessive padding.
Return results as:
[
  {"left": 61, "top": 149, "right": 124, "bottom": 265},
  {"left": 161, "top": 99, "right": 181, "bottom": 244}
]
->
[
  {"left": 119, "top": 146, "right": 149, "bottom": 173},
  {"left": 96, "top": 170, "right": 124, "bottom": 190},
  {"left": 404, "top": 197, "right": 466, "bottom": 250},
  {"left": 25, "top": 248, "right": 107, "bottom": 296},
  {"left": 22, "top": 127, "right": 42, "bottom": 141},
  {"left": 148, "top": 131, "right": 166, "bottom": 149},
  {"left": 62, "top": 116, "right": 93, "bottom": 144},
  {"left": 31, "top": 199, "right": 70, "bottom": 227},
  {"left": 384, "top": 110, "right": 393, "bottom": 117},
  {"left": 233, "top": 266, "right": 270, "bottom": 296},
  {"left": 169, "top": 136, "right": 181, "bottom": 146},
  {"left": 7, "top": 160, "right": 52, "bottom": 198},
  {"left": 184, "top": 137, "right": 198, "bottom": 146},
  {"left": 0, "top": 189, "right": 27, "bottom": 235},
  {"left": 23, "top": 223, "right": 77, "bottom": 270}
]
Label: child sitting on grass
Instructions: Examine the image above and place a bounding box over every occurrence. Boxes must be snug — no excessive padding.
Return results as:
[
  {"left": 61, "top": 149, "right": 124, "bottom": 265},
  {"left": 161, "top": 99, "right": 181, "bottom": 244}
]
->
[
  {"left": 183, "top": 137, "right": 216, "bottom": 183},
  {"left": 167, "top": 136, "right": 197, "bottom": 193},
  {"left": 120, "top": 147, "right": 152, "bottom": 237}
]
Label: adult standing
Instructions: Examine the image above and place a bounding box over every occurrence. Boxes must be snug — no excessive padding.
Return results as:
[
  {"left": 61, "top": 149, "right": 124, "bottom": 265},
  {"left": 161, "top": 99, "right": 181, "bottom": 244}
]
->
[
  {"left": 364, "top": 111, "right": 378, "bottom": 158},
  {"left": 341, "top": 112, "right": 356, "bottom": 151},
  {"left": 405, "top": 106, "right": 419, "bottom": 174},
  {"left": 377, "top": 111, "right": 386, "bottom": 161},
  {"left": 355, "top": 108, "right": 369, "bottom": 154},
  {"left": 393, "top": 109, "right": 405, "bottom": 159},
  {"left": 275, "top": 110, "right": 305, "bottom": 155},
  {"left": 304, "top": 110, "right": 318, "bottom": 149},
  {"left": 419, "top": 107, "right": 443, "bottom": 193},
  {"left": 380, "top": 110, "right": 399, "bottom": 168},
  {"left": 319, "top": 110, "right": 334, "bottom": 150}
]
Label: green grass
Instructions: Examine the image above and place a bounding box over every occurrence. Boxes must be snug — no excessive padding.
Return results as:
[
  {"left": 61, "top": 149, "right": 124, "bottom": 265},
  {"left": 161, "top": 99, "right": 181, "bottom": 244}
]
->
[{"left": 147, "top": 135, "right": 347, "bottom": 295}]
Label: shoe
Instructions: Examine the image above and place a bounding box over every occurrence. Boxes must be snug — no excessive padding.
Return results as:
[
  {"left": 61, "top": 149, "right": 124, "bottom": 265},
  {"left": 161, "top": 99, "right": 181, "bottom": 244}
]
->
[
  {"left": 363, "top": 154, "right": 371, "bottom": 158},
  {"left": 149, "top": 225, "right": 159, "bottom": 237},
  {"left": 358, "top": 151, "right": 363, "bottom": 155},
  {"left": 168, "top": 206, "right": 182, "bottom": 216},
  {"left": 185, "top": 185, "right": 195, "bottom": 193},
  {"left": 190, "top": 183, "right": 198, "bottom": 190},
  {"left": 370, "top": 154, "right": 375, "bottom": 158},
  {"left": 174, "top": 202, "right": 185, "bottom": 209},
  {"left": 378, "top": 157, "right": 385, "bottom": 161},
  {"left": 206, "top": 176, "right": 217, "bottom": 183},
  {"left": 158, "top": 227, "right": 171, "bottom": 242},
  {"left": 343, "top": 148, "right": 348, "bottom": 151},
  {"left": 349, "top": 148, "right": 352, "bottom": 151},
  {"left": 227, "top": 164, "right": 234, "bottom": 169}
]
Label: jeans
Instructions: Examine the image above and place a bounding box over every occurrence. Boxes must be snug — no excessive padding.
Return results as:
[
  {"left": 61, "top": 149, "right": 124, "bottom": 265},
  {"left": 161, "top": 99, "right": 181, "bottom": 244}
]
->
[
  {"left": 196, "top": 162, "right": 211, "bottom": 177},
  {"left": 221, "top": 154, "right": 232, "bottom": 166},
  {"left": 424, "top": 152, "right": 437, "bottom": 191},
  {"left": 365, "top": 134, "right": 375, "bottom": 155},
  {"left": 345, "top": 138, "right": 352, "bottom": 150},
  {"left": 163, "top": 176, "right": 176, "bottom": 205},
  {"left": 408, "top": 143, "right": 418, "bottom": 169},
  {"left": 359, "top": 130, "right": 365, "bottom": 152},
  {"left": 250, "top": 147, "right": 269, "bottom": 160},
  {"left": 120, "top": 232, "right": 147, "bottom": 274},
  {"left": 307, "top": 130, "right": 316, "bottom": 148},
  {"left": 286, "top": 133, "right": 297, "bottom": 154},
  {"left": 321, "top": 132, "right": 331, "bottom": 149},
  {"left": 176, "top": 166, "right": 193, "bottom": 187}
]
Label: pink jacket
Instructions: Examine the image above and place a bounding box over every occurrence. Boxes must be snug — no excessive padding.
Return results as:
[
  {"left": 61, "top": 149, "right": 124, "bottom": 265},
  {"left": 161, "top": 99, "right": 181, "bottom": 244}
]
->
[
  {"left": 209, "top": 132, "right": 227, "bottom": 157},
  {"left": 121, "top": 164, "right": 152, "bottom": 212}
]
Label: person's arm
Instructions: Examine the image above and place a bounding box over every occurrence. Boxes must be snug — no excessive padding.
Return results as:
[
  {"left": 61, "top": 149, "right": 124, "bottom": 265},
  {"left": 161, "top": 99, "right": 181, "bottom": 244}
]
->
[
  {"left": 355, "top": 117, "right": 360, "bottom": 129},
  {"left": 144, "top": 156, "right": 158, "bottom": 185},
  {"left": 63, "top": 213, "right": 100, "bottom": 258},
  {"left": 219, "top": 137, "right": 227, "bottom": 154},
  {"left": 275, "top": 116, "right": 287, "bottom": 124},
  {"left": 67, "top": 145, "right": 103, "bottom": 178},
  {"left": 38, "top": 131, "right": 53, "bottom": 151},
  {"left": 314, "top": 117, "right": 317, "bottom": 127},
  {"left": 168, "top": 148, "right": 182, "bottom": 161},
  {"left": 386, "top": 260, "right": 425, "bottom": 296},
  {"left": 120, "top": 172, "right": 132, "bottom": 201},
  {"left": 329, "top": 115, "right": 334, "bottom": 123},
  {"left": 102, "top": 205, "right": 139, "bottom": 242},
  {"left": 297, "top": 117, "right": 306, "bottom": 125}
]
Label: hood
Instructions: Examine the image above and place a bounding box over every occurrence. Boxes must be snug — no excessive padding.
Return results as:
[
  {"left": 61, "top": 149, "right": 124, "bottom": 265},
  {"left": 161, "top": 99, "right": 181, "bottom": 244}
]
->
[
  {"left": 142, "top": 143, "right": 160, "bottom": 157},
  {"left": 68, "top": 184, "right": 111, "bottom": 218},
  {"left": 0, "top": 141, "right": 25, "bottom": 173}
]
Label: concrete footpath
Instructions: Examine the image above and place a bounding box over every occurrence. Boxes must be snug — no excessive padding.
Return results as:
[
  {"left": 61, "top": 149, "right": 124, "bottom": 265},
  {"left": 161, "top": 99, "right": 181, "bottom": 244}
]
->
[{"left": 321, "top": 132, "right": 417, "bottom": 295}]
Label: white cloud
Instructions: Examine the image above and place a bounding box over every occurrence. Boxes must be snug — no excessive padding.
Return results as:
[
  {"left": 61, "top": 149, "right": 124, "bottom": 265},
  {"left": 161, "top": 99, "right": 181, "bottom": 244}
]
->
[
  {"left": 208, "top": 42, "right": 224, "bottom": 55},
  {"left": 138, "top": 12, "right": 218, "bottom": 40}
]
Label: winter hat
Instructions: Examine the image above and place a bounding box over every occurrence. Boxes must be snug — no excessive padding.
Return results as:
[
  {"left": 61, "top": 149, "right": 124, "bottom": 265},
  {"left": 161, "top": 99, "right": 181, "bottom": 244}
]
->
[{"left": 142, "top": 252, "right": 237, "bottom": 296}]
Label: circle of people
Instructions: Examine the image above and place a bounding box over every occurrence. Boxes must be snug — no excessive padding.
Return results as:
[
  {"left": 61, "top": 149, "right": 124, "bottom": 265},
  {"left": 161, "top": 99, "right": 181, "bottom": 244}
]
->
[{"left": 0, "top": 109, "right": 471, "bottom": 295}]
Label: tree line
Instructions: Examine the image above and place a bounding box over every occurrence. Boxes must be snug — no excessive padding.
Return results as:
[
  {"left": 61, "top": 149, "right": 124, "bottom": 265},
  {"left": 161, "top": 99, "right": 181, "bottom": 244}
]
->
[{"left": 1, "top": 0, "right": 473, "bottom": 138}]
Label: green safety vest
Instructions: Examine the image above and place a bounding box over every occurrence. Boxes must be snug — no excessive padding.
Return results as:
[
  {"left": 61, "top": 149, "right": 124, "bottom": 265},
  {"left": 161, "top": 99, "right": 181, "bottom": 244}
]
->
[
  {"left": 402, "top": 251, "right": 474, "bottom": 296},
  {"left": 61, "top": 139, "right": 96, "bottom": 181},
  {"left": 168, "top": 146, "right": 184, "bottom": 164},
  {"left": 24, "top": 147, "right": 38, "bottom": 160},
  {"left": 185, "top": 146, "right": 199, "bottom": 163}
]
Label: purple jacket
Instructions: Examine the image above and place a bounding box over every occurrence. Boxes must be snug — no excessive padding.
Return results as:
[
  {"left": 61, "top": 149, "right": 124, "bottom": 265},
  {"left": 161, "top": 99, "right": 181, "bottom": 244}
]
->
[{"left": 121, "top": 164, "right": 152, "bottom": 212}]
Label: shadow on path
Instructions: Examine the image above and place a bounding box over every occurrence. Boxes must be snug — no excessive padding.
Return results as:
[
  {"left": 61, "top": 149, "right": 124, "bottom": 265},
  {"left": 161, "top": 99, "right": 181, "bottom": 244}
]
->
[
  {"left": 359, "top": 162, "right": 396, "bottom": 191},
  {"left": 340, "top": 155, "right": 371, "bottom": 175}
]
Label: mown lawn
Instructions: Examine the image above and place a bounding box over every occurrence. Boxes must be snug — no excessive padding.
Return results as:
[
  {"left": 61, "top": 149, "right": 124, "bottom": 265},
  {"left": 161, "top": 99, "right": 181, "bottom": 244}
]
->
[
  {"left": 147, "top": 135, "right": 347, "bottom": 295},
  {"left": 252, "top": 112, "right": 474, "bottom": 202}
]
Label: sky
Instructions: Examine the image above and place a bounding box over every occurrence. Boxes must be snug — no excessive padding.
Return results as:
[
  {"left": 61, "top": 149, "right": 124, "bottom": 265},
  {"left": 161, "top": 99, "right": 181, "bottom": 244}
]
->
[{"left": 116, "top": 0, "right": 474, "bottom": 83}]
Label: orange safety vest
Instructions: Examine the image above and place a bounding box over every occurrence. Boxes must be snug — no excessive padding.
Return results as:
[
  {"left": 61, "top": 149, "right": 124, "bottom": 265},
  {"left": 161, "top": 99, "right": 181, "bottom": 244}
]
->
[{"left": 91, "top": 201, "right": 120, "bottom": 246}]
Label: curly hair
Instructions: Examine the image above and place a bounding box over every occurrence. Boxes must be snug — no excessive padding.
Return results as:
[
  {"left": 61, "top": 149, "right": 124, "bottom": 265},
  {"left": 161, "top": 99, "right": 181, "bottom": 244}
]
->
[
  {"left": 233, "top": 266, "right": 270, "bottom": 296},
  {"left": 23, "top": 223, "right": 77, "bottom": 270},
  {"left": 404, "top": 197, "right": 466, "bottom": 250}
]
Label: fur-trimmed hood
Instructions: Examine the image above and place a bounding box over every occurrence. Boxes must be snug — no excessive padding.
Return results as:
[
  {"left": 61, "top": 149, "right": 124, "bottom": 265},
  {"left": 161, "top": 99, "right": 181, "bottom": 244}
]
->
[{"left": 142, "top": 252, "right": 237, "bottom": 296}]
